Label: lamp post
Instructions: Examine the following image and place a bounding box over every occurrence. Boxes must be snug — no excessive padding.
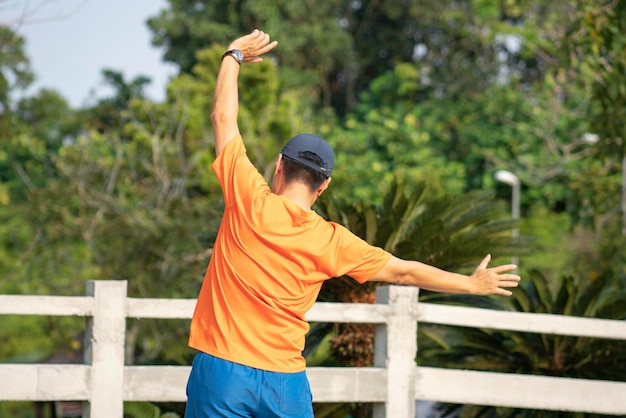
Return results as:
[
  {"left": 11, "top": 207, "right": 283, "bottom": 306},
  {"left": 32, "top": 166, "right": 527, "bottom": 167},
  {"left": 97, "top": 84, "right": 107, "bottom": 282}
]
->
[{"left": 494, "top": 170, "right": 520, "bottom": 268}]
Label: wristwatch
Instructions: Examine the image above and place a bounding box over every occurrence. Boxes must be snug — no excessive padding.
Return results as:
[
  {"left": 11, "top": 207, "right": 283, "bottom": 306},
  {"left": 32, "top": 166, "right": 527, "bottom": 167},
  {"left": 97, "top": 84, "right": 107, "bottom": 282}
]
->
[{"left": 222, "top": 49, "right": 244, "bottom": 64}]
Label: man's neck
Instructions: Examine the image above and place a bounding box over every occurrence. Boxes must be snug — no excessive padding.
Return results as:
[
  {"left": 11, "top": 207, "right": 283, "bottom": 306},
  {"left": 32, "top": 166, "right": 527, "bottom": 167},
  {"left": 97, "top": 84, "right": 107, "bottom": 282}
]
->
[{"left": 274, "top": 182, "right": 316, "bottom": 212}]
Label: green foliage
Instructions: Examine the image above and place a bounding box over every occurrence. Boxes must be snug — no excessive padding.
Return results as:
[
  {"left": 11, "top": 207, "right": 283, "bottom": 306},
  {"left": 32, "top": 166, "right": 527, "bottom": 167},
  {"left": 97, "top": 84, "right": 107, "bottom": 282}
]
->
[
  {"left": 147, "top": 0, "right": 352, "bottom": 108},
  {"left": 518, "top": 206, "right": 576, "bottom": 280},
  {"left": 2, "top": 89, "right": 78, "bottom": 202},
  {"left": 2, "top": 2, "right": 626, "bottom": 416},
  {"left": 146, "top": 0, "right": 626, "bottom": 226},
  {"left": 30, "top": 126, "right": 217, "bottom": 297},
  {"left": 567, "top": 0, "right": 626, "bottom": 158},
  {"left": 124, "top": 401, "right": 181, "bottom": 418},
  {"left": 413, "top": 77, "right": 598, "bottom": 207},
  {"left": 147, "top": 0, "right": 561, "bottom": 113},
  {"left": 0, "top": 316, "right": 61, "bottom": 363},
  {"left": 85, "top": 69, "right": 153, "bottom": 132},
  {"left": 0, "top": 25, "right": 33, "bottom": 108},
  {"left": 319, "top": 177, "right": 527, "bottom": 272},
  {"left": 329, "top": 64, "right": 466, "bottom": 204},
  {"left": 8, "top": 93, "right": 221, "bottom": 364},
  {"left": 0, "top": 401, "right": 36, "bottom": 418}
]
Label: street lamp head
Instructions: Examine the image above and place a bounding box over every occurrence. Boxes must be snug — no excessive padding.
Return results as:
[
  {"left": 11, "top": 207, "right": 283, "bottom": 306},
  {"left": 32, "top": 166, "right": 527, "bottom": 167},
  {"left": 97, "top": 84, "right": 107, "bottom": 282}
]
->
[
  {"left": 581, "top": 132, "right": 600, "bottom": 145},
  {"left": 494, "top": 170, "right": 519, "bottom": 186}
]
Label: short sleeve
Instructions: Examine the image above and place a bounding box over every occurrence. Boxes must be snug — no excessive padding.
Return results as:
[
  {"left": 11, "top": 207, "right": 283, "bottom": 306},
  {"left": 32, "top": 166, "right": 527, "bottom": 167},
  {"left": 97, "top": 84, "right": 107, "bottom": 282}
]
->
[
  {"left": 211, "top": 135, "right": 270, "bottom": 208},
  {"left": 330, "top": 224, "right": 392, "bottom": 283}
]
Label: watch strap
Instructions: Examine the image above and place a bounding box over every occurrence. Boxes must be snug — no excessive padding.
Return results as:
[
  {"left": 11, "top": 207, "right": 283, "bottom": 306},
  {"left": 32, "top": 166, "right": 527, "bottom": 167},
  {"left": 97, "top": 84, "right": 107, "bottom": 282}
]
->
[{"left": 221, "top": 49, "right": 243, "bottom": 64}]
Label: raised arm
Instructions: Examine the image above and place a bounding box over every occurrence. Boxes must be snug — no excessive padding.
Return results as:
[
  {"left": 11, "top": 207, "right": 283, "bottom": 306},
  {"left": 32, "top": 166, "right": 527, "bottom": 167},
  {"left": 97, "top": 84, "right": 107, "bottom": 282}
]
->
[
  {"left": 371, "top": 254, "right": 520, "bottom": 296},
  {"left": 211, "top": 30, "right": 278, "bottom": 156}
]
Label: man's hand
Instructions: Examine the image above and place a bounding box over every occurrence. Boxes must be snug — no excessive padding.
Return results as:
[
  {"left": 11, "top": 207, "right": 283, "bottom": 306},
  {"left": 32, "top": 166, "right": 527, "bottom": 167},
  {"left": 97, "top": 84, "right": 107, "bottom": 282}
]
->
[
  {"left": 470, "top": 254, "right": 520, "bottom": 296},
  {"left": 228, "top": 29, "right": 278, "bottom": 63}
]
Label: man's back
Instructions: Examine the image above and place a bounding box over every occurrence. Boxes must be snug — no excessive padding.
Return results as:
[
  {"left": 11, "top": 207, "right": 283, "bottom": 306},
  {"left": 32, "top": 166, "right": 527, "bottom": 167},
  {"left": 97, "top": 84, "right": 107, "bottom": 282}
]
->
[{"left": 188, "top": 135, "right": 390, "bottom": 372}]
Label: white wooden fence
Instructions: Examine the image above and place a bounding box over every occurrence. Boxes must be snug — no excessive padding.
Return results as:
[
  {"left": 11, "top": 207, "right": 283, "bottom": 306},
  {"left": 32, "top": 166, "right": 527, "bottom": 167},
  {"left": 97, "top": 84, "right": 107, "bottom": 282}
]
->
[{"left": 1, "top": 280, "right": 625, "bottom": 417}]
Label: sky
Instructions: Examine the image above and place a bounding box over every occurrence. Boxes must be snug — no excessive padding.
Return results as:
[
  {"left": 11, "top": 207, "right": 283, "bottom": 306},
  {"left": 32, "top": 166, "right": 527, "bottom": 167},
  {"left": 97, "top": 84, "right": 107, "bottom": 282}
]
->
[{"left": 4, "top": 0, "right": 176, "bottom": 108}]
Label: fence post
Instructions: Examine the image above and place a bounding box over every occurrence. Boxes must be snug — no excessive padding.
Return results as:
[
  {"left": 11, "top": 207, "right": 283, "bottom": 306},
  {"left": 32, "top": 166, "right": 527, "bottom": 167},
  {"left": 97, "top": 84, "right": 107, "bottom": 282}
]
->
[
  {"left": 373, "top": 285, "right": 419, "bottom": 418},
  {"left": 84, "top": 280, "right": 127, "bottom": 418}
]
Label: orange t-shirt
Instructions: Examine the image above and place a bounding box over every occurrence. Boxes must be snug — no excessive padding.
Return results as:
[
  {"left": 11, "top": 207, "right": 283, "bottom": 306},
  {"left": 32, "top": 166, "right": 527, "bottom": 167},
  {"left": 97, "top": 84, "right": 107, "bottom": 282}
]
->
[{"left": 188, "top": 135, "right": 391, "bottom": 372}]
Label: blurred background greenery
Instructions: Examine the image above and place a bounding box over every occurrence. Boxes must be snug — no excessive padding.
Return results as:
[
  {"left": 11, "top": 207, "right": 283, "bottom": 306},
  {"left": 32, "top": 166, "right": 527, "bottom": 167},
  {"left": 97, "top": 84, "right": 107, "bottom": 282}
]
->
[{"left": 1, "top": 1, "right": 625, "bottom": 417}]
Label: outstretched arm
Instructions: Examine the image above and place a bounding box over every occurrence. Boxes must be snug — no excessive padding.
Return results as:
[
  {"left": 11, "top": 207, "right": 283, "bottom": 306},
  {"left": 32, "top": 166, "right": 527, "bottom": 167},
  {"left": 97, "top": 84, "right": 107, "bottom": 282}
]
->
[
  {"left": 371, "top": 254, "right": 520, "bottom": 296},
  {"left": 211, "top": 29, "right": 278, "bottom": 156}
]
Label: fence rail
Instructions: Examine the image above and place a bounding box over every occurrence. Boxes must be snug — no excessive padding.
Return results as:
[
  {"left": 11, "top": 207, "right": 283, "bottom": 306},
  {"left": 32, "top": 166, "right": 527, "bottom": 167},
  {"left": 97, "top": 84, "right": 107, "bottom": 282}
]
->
[{"left": 1, "top": 280, "right": 625, "bottom": 417}]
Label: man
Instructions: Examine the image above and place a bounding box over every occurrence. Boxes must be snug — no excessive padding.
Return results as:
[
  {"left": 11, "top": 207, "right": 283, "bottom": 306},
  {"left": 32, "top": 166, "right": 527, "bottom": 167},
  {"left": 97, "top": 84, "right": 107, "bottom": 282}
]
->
[{"left": 185, "top": 29, "right": 520, "bottom": 418}]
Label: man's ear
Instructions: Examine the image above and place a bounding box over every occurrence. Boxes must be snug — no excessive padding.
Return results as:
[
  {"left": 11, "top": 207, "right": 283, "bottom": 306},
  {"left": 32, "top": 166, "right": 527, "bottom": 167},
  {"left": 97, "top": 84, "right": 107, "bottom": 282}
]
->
[
  {"left": 274, "top": 154, "right": 283, "bottom": 177},
  {"left": 317, "top": 177, "right": 332, "bottom": 196}
]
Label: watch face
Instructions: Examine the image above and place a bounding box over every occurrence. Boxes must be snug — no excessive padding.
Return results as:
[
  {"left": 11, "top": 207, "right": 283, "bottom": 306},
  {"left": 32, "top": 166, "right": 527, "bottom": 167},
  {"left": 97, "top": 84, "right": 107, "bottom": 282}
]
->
[{"left": 233, "top": 50, "right": 244, "bottom": 63}]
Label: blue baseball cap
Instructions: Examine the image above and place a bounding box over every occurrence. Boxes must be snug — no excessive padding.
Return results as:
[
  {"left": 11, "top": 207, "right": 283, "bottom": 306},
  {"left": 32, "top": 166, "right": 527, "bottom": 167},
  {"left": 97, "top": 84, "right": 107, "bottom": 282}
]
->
[{"left": 281, "top": 133, "right": 334, "bottom": 178}]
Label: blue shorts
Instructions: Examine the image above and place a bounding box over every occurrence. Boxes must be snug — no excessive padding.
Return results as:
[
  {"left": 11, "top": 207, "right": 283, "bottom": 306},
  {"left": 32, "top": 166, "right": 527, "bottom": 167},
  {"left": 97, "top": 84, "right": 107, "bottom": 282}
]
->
[{"left": 185, "top": 352, "right": 314, "bottom": 418}]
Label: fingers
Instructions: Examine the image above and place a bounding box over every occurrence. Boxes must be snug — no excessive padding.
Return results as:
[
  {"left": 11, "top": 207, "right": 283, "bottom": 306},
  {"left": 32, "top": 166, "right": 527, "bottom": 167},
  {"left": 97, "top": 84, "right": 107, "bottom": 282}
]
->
[
  {"left": 498, "top": 273, "right": 521, "bottom": 281},
  {"left": 499, "top": 280, "right": 520, "bottom": 288},
  {"left": 256, "top": 40, "right": 278, "bottom": 56},
  {"left": 495, "top": 268, "right": 520, "bottom": 289},
  {"left": 477, "top": 254, "right": 491, "bottom": 271},
  {"left": 490, "top": 264, "right": 518, "bottom": 273},
  {"left": 247, "top": 30, "right": 274, "bottom": 49},
  {"left": 238, "top": 30, "right": 278, "bottom": 63},
  {"left": 494, "top": 272, "right": 520, "bottom": 297},
  {"left": 248, "top": 29, "right": 270, "bottom": 46}
]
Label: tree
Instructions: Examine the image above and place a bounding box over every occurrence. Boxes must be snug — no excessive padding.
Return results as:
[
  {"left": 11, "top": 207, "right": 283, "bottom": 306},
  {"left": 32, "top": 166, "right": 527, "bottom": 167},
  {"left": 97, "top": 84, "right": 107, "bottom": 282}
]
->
[
  {"left": 325, "top": 63, "right": 467, "bottom": 205},
  {"left": 1, "top": 89, "right": 73, "bottom": 203},
  {"left": 566, "top": 0, "right": 626, "bottom": 158},
  {"left": 147, "top": 0, "right": 585, "bottom": 114},
  {"left": 83, "top": 69, "right": 152, "bottom": 132},
  {"left": 0, "top": 40, "right": 84, "bottom": 401},
  {"left": 0, "top": 25, "right": 33, "bottom": 112},
  {"left": 557, "top": 1, "right": 626, "bottom": 273},
  {"left": 0, "top": 26, "right": 35, "bottom": 197},
  {"left": 147, "top": 0, "right": 352, "bottom": 108}
]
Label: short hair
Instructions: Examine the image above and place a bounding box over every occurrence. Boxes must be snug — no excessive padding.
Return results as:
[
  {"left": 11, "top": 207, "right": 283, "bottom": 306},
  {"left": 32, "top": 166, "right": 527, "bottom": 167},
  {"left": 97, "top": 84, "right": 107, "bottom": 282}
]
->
[{"left": 281, "top": 154, "right": 328, "bottom": 193}]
